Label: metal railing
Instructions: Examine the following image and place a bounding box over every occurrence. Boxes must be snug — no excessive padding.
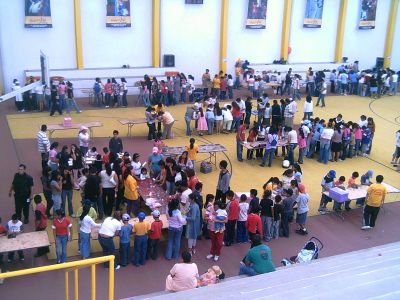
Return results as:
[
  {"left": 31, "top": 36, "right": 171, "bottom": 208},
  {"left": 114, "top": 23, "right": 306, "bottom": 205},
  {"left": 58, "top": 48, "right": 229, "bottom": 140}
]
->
[{"left": 0, "top": 255, "right": 115, "bottom": 300}]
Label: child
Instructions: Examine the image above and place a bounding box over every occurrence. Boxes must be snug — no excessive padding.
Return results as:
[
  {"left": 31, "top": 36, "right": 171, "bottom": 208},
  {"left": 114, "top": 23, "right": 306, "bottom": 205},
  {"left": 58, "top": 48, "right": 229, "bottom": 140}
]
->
[
  {"left": 205, "top": 104, "right": 215, "bottom": 135},
  {"left": 186, "top": 138, "right": 199, "bottom": 168},
  {"left": 94, "top": 154, "right": 103, "bottom": 173},
  {"left": 7, "top": 214, "right": 25, "bottom": 262},
  {"left": 147, "top": 210, "right": 163, "bottom": 260},
  {"left": 197, "top": 108, "right": 208, "bottom": 136},
  {"left": 214, "top": 202, "right": 227, "bottom": 233},
  {"left": 236, "top": 194, "right": 249, "bottom": 243},
  {"left": 248, "top": 189, "right": 260, "bottom": 213},
  {"left": 333, "top": 176, "right": 346, "bottom": 211},
  {"left": 222, "top": 105, "right": 233, "bottom": 134},
  {"left": 34, "top": 195, "right": 50, "bottom": 257},
  {"left": 87, "top": 147, "right": 98, "bottom": 158},
  {"left": 353, "top": 124, "right": 362, "bottom": 156},
  {"left": 140, "top": 167, "right": 150, "bottom": 180},
  {"left": 272, "top": 195, "right": 283, "bottom": 239},
  {"left": 203, "top": 194, "right": 215, "bottom": 239},
  {"left": 297, "top": 127, "right": 307, "bottom": 164},
  {"left": 345, "top": 171, "right": 360, "bottom": 211},
  {"left": 361, "top": 126, "right": 371, "bottom": 157},
  {"left": 244, "top": 97, "right": 252, "bottom": 128},
  {"left": 119, "top": 213, "right": 133, "bottom": 267},
  {"left": 132, "top": 212, "right": 150, "bottom": 266},
  {"left": 153, "top": 132, "right": 165, "bottom": 153},
  {"left": 246, "top": 206, "right": 263, "bottom": 241},
  {"left": 246, "top": 125, "right": 258, "bottom": 160}
]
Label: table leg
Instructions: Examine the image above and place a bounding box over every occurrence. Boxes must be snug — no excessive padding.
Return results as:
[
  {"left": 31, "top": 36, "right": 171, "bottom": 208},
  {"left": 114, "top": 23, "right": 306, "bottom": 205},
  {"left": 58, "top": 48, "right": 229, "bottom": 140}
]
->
[
  {"left": 128, "top": 124, "right": 133, "bottom": 137},
  {"left": 48, "top": 130, "right": 54, "bottom": 138},
  {"left": 89, "top": 128, "right": 94, "bottom": 138}
]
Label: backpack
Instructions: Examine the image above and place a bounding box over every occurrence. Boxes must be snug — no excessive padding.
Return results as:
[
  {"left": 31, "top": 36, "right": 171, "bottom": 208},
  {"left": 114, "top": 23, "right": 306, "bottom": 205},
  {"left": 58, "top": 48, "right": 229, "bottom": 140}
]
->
[{"left": 269, "top": 134, "right": 278, "bottom": 147}]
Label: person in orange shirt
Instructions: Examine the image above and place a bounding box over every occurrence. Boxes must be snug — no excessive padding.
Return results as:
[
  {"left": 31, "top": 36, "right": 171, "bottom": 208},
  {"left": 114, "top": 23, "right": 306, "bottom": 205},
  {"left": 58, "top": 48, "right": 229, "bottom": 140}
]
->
[
  {"left": 186, "top": 138, "right": 199, "bottom": 168},
  {"left": 362, "top": 175, "right": 387, "bottom": 230},
  {"left": 123, "top": 167, "right": 139, "bottom": 217},
  {"left": 212, "top": 75, "right": 221, "bottom": 98}
]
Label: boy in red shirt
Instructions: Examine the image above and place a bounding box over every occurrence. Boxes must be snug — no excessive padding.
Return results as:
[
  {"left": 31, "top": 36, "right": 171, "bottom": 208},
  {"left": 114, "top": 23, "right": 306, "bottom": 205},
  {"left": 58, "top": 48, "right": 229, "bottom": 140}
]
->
[
  {"left": 225, "top": 190, "right": 239, "bottom": 246},
  {"left": 246, "top": 206, "right": 263, "bottom": 242},
  {"left": 147, "top": 210, "right": 163, "bottom": 260},
  {"left": 34, "top": 195, "right": 49, "bottom": 257}
]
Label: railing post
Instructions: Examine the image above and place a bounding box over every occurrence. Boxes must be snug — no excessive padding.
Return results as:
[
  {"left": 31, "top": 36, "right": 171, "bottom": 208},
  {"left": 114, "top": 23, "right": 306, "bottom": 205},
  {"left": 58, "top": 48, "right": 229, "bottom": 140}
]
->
[
  {"left": 74, "top": 269, "right": 79, "bottom": 300},
  {"left": 91, "top": 264, "right": 96, "bottom": 300},
  {"left": 108, "top": 256, "right": 115, "bottom": 300},
  {"left": 65, "top": 271, "right": 69, "bottom": 300}
]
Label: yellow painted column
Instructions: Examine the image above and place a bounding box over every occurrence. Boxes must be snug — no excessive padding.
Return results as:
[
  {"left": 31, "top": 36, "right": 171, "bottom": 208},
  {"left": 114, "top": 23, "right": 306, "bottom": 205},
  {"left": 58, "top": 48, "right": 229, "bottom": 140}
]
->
[
  {"left": 152, "top": 0, "right": 161, "bottom": 68},
  {"left": 280, "top": 0, "right": 293, "bottom": 61},
  {"left": 334, "top": 0, "right": 348, "bottom": 63},
  {"left": 219, "top": 0, "right": 229, "bottom": 73},
  {"left": 383, "top": 0, "right": 399, "bottom": 68},
  {"left": 74, "top": 0, "right": 84, "bottom": 69}
]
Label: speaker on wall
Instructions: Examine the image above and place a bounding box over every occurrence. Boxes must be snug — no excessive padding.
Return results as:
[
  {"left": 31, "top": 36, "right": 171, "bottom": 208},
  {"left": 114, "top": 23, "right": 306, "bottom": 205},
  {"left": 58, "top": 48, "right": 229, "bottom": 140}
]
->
[
  {"left": 376, "top": 57, "right": 384, "bottom": 69},
  {"left": 164, "top": 54, "right": 175, "bottom": 67}
]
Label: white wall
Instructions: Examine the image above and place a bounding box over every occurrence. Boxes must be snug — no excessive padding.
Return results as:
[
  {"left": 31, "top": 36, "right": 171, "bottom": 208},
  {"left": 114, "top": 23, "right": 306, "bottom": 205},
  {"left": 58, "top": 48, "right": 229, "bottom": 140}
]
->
[
  {"left": 390, "top": 4, "right": 400, "bottom": 71},
  {"left": 226, "top": 0, "right": 284, "bottom": 75},
  {"left": 160, "top": 0, "right": 221, "bottom": 83},
  {"left": 289, "top": 0, "right": 339, "bottom": 63},
  {"left": 342, "top": 0, "right": 391, "bottom": 70},
  {"left": 81, "top": 0, "right": 152, "bottom": 69},
  {"left": 0, "top": 0, "right": 76, "bottom": 92}
]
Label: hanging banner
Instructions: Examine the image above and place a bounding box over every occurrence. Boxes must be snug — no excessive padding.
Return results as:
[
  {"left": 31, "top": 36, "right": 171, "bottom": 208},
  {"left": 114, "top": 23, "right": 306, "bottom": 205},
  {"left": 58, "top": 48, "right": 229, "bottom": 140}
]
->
[
  {"left": 359, "top": 0, "right": 378, "bottom": 29},
  {"left": 25, "top": 0, "right": 52, "bottom": 28},
  {"left": 106, "top": 0, "right": 131, "bottom": 28},
  {"left": 303, "top": 0, "right": 324, "bottom": 28},
  {"left": 246, "top": 0, "right": 268, "bottom": 29}
]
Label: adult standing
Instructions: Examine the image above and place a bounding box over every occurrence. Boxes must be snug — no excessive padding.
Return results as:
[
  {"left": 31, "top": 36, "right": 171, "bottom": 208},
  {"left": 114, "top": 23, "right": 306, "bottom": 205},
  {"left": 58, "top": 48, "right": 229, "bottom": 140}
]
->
[
  {"left": 319, "top": 122, "right": 334, "bottom": 164},
  {"left": 330, "top": 69, "right": 337, "bottom": 93},
  {"left": 98, "top": 211, "right": 122, "bottom": 269},
  {"left": 236, "top": 120, "right": 246, "bottom": 162},
  {"left": 165, "top": 251, "right": 199, "bottom": 292},
  {"left": 184, "top": 104, "right": 195, "bottom": 136},
  {"left": 12, "top": 79, "right": 24, "bottom": 112},
  {"left": 316, "top": 78, "right": 327, "bottom": 107},
  {"left": 121, "top": 77, "right": 128, "bottom": 107},
  {"left": 158, "top": 111, "right": 175, "bottom": 139},
  {"left": 202, "top": 69, "right": 212, "bottom": 96},
  {"left": 78, "top": 126, "right": 90, "bottom": 156},
  {"left": 49, "top": 81, "right": 62, "bottom": 116},
  {"left": 123, "top": 167, "right": 139, "bottom": 217},
  {"left": 52, "top": 209, "right": 72, "bottom": 264},
  {"left": 271, "top": 99, "right": 281, "bottom": 128},
  {"left": 37, "top": 124, "right": 51, "bottom": 171},
  {"left": 215, "top": 160, "right": 231, "bottom": 203},
  {"left": 206, "top": 201, "right": 227, "bottom": 262},
  {"left": 165, "top": 198, "right": 186, "bottom": 260},
  {"left": 147, "top": 147, "right": 164, "bottom": 179},
  {"left": 225, "top": 190, "right": 239, "bottom": 246},
  {"left": 79, "top": 204, "right": 101, "bottom": 259},
  {"left": 9, "top": 164, "right": 34, "bottom": 224},
  {"left": 109, "top": 130, "right": 123, "bottom": 154},
  {"left": 260, "top": 127, "right": 279, "bottom": 167},
  {"left": 145, "top": 106, "right": 157, "bottom": 140},
  {"left": 295, "top": 185, "right": 309, "bottom": 235},
  {"left": 186, "top": 194, "right": 200, "bottom": 255},
  {"left": 238, "top": 234, "right": 276, "bottom": 276},
  {"left": 84, "top": 167, "right": 103, "bottom": 219},
  {"left": 362, "top": 175, "right": 387, "bottom": 230},
  {"left": 100, "top": 163, "right": 118, "bottom": 217},
  {"left": 286, "top": 126, "right": 298, "bottom": 166},
  {"left": 260, "top": 190, "right": 274, "bottom": 242}
]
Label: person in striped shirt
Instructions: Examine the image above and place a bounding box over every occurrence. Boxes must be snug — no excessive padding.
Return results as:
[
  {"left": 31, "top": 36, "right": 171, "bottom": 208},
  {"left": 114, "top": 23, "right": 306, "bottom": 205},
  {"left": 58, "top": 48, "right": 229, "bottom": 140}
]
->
[{"left": 37, "top": 124, "right": 50, "bottom": 171}]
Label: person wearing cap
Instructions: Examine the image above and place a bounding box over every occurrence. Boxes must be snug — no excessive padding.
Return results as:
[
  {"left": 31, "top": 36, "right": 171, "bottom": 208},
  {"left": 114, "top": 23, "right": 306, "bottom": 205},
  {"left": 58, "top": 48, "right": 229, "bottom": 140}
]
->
[
  {"left": 132, "top": 212, "right": 150, "bottom": 266},
  {"left": 147, "top": 210, "right": 163, "bottom": 260},
  {"left": 318, "top": 170, "right": 336, "bottom": 213},
  {"left": 294, "top": 185, "right": 309, "bottom": 235},
  {"left": 119, "top": 213, "right": 133, "bottom": 267},
  {"left": 148, "top": 147, "right": 164, "bottom": 178},
  {"left": 98, "top": 211, "right": 122, "bottom": 269},
  {"left": 78, "top": 126, "right": 90, "bottom": 156},
  {"left": 166, "top": 251, "right": 199, "bottom": 292},
  {"left": 109, "top": 130, "right": 123, "bottom": 154}
]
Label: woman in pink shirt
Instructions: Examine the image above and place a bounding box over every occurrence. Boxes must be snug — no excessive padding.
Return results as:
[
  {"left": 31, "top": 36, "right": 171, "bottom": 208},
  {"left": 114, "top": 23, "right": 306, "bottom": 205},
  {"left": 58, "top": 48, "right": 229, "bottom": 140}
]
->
[
  {"left": 353, "top": 124, "right": 363, "bottom": 157},
  {"left": 104, "top": 79, "right": 113, "bottom": 108},
  {"left": 165, "top": 251, "right": 199, "bottom": 292}
]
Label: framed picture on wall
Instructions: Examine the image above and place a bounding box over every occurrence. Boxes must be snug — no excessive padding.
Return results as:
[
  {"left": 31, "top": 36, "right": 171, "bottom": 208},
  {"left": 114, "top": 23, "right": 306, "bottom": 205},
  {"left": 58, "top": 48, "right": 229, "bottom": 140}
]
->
[
  {"left": 246, "top": 0, "right": 268, "bottom": 29},
  {"left": 359, "top": 0, "right": 378, "bottom": 29},
  {"left": 106, "top": 0, "right": 131, "bottom": 28},
  {"left": 303, "top": 0, "right": 324, "bottom": 28},
  {"left": 24, "top": 0, "right": 52, "bottom": 28}
]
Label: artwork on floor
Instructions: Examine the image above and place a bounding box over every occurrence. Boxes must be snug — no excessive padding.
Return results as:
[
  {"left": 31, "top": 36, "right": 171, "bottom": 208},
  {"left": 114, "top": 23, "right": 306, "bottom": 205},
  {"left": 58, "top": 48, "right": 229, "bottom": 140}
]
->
[
  {"left": 246, "top": 0, "right": 268, "bottom": 29},
  {"left": 303, "top": 0, "right": 324, "bottom": 28},
  {"left": 24, "top": 0, "right": 52, "bottom": 28},
  {"left": 359, "top": 0, "right": 378, "bottom": 29},
  {"left": 106, "top": 0, "right": 131, "bottom": 28}
]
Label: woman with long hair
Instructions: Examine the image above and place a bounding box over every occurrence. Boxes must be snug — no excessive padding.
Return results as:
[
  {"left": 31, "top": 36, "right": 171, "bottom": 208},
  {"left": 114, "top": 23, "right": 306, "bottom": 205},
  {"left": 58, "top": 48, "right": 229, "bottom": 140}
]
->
[
  {"left": 70, "top": 144, "right": 83, "bottom": 189},
  {"left": 79, "top": 204, "right": 101, "bottom": 259},
  {"left": 177, "top": 151, "right": 193, "bottom": 171},
  {"left": 100, "top": 163, "right": 118, "bottom": 216},
  {"left": 123, "top": 167, "right": 139, "bottom": 216},
  {"left": 165, "top": 198, "right": 186, "bottom": 260}
]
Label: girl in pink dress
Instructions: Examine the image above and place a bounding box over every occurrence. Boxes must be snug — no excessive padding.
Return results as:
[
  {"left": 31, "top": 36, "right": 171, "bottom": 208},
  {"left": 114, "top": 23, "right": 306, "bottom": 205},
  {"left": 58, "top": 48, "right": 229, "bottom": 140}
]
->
[{"left": 197, "top": 108, "right": 208, "bottom": 136}]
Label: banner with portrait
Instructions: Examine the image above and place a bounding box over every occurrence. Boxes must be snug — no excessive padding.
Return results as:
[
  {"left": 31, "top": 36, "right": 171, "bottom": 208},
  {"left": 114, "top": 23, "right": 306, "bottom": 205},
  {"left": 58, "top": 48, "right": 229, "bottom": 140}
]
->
[
  {"left": 303, "top": 0, "right": 324, "bottom": 28},
  {"left": 246, "top": 0, "right": 268, "bottom": 29},
  {"left": 359, "top": 0, "right": 378, "bottom": 29},
  {"left": 25, "top": 0, "right": 52, "bottom": 28},
  {"left": 106, "top": 0, "right": 131, "bottom": 27}
]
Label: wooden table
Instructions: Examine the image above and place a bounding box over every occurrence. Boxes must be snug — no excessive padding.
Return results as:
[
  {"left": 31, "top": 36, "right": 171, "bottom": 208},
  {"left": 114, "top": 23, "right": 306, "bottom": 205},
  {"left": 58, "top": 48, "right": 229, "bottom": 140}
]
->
[
  {"left": 118, "top": 118, "right": 148, "bottom": 137},
  {"left": 0, "top": 231, "right": 50, "bottom": 266},
  {"left": 47, "top": 121, "right": 102, "bottom": 138},
  {"left": 162, "top": 143, "right": 227, "bottom": 169}
]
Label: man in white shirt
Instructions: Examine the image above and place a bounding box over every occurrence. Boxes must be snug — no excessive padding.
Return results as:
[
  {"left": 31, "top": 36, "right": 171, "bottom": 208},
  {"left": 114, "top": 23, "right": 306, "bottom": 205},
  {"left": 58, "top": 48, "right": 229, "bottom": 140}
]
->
[
  {"left": 390, "top": 72, "right": 398, "bottom": 96},
  {"left": 276, "top": 72, "right": 283, "bottom": 95},
  {"left": 319, "top": 123, "right": 334, "bottom": 164},
  {"left": 316, "top": 78, "right": 327, "bottom": 107},
  {"left": 177, "top": 181, "right": 193, "bottom": 216},
  {"left": 37, "top": 124, "right": 51, "bottom": 171},
  {"left": 286, "top": 126, "right": 298, "bottom": 165},
  {"left": 98, "top": 211, "right": 122, "bottom": 269}
]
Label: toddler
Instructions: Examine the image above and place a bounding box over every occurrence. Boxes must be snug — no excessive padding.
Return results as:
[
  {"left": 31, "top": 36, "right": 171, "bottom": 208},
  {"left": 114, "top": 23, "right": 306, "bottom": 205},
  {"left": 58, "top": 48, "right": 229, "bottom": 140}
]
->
[{"left": 214, "top": 202, "right": 227, "bottom": 233}]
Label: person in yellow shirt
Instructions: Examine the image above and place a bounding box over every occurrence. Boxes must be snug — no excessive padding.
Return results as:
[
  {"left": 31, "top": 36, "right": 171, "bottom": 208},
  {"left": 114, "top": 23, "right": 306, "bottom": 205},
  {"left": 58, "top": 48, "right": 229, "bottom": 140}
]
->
[
  {"left": 362, "top": 175, "right": 387, "bottom": 230},
  {"left": 123, "top": 167, "right": 139, "bottom": 217},
  {"left": 212, "top": 75, "right": 220, "bottom": 98},
  {"left": 132, "top": 212, "right": 150, "bottom": 266},
  {"left": 186, "top": 138, "right": 199, "bottom": 168}
]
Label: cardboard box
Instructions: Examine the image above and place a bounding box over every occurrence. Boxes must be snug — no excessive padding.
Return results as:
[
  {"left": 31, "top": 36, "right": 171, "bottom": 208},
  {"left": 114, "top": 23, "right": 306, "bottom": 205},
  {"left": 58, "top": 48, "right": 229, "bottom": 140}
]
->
[
  {"left": 329, "top": 187, "right": 349, "bottom": 203},
  {"left": 63, "top": 117, "right": 72, "bottom": 127}
]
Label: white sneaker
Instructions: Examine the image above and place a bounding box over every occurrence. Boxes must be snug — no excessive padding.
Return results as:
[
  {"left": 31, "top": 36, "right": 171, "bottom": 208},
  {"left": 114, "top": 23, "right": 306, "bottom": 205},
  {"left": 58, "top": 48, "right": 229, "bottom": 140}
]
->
[
  {"left": 206, "top": 254, "right": 214, "bottom": 260},
  {"left": 213, "top": 256, "right": 219, "bottom": 261},
  {"left": 115, "top": 265, "right": 120, "bottom": 270},
  {"left": 361, "top": 225, "right": 371, "bottom": 230}
]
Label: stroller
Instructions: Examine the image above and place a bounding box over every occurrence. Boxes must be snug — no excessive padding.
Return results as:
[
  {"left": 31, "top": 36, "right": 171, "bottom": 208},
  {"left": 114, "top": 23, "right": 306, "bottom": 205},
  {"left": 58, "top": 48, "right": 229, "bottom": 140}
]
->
[{"left": 281, "top": 237, "right": 323, "bottom": 266}]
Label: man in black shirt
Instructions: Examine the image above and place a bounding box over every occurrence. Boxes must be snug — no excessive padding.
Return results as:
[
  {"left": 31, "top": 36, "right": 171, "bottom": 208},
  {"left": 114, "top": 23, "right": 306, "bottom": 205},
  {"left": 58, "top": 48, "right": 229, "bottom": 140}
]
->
[
  {"left": 259, "top": 190, "right": 274, "bottom": 242},
  {"left": 8, "top": 164, "right": 34, "bottom": 224},
  {"left": 109, "top": 130, "right": 123, "bottom": 154}
]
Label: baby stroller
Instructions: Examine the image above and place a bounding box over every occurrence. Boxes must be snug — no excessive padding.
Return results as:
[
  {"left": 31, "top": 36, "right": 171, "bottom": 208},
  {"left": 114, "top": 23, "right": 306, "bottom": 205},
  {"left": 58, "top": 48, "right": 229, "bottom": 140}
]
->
[{"left": 281, "top": 237, "right": 323, "bottom": 266}]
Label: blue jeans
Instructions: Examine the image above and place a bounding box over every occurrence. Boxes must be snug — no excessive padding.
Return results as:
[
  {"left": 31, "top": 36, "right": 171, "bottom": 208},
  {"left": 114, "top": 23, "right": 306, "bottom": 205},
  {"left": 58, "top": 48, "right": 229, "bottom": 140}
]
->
[
  {"left": 126, "top": 200, "right": 139, "bottom": 216},
  {"left": 307, "top": 82, "right": 315, "bottom": 96},
  {"left": 165, "top": 227, "right": 183, "bottom": 260},
  {"left": 307, "top": 140, "right": 317, "bottom": 158},
  {"left": 133, "top": 235, "right": 148, "bottom": 265},
  {"left": 236, "top": 221, "right": 248, "bottom": 243},
  {"left": 287, "top": 143, "right": 297, "bottom": 165},
  {"left": 80, "top": 146, "right": 88, "bottom": 156},
  {"left": 207, "top": 118, "right": 215, "bottom": 135},
  {"left": 185, "top": 118, "right": 192, "bottom": 136},
  {"left": 181, "top": 89, "right": 187, "bottom": 102},
  {"left": 59, "top": 94, "right": 65, "bottom": 111},
  {"left": 160, "top": 94, "right": 167, "bottom": 105},
  {"left": 228, "top": 86, "right": 233, "bottom": 99},
  {"left": 79, "top": 231, "right": 91, "bottom": 259},
  {"left": 166, "top": 181, "right": 175, "bottom": 195},
  {"left": 261, "top": 216, "right": 273, "bottom": 241},
  {"left": 120, "top": 242, "right": 130, "bottom": 266},
  {"left": 94, "top": 92, "right": 102, "bottom": 107},
  {"left": 293, "top": 88, "right": 301, "bottom": 100},
  {"left": 143, "top": 93, "right": 150, "bottom": 106},
  {"left": 237, "top": 140, "right": 243, "bottom": 161},
  {"left": 298, "top": 147, "right": 306, "bottom": 163},
  {"left": 262, "top": 148, "right": 275, "bottom": 166},
  {"left": 319, "top": 139, "right": 331, "bottom": 164},
  {"left": 56, "top": 234, "right": 68, "bottom": 263},
  {"left": 355, "top": 139, "right": 362, "bottom": 155},
  {"left": 66, "top": 98, "right": 81, "bottom": 113},
  {"left": 98, "top": 236, "right": 116, "bottom": 268},
  {"left": 303, "top": 112, "right": 312, "bottom": 120},
  {"left": 61, "top": 189, "right": 74, "bottom": 216},
  {"left": 239, "top": 264, "right": 258, "bottom": 276},
  {"left": 316, "top": 94, "right": 325, "bottom": 106},
  {"left": 232, "top": 117, "right": 241, "bottom": 131}
]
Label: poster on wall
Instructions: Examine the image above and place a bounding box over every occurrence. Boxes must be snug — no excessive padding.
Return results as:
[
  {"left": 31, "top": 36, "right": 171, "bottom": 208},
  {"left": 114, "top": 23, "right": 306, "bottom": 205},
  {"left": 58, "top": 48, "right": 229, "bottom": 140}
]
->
[
  {"left": 24, "top": 0, "right": 52, "bottom": 28},
  {"left": 303, "top": 0, "right": 324, "bottom": 28},
  {"left": 106, "top": 0, "right": 131, "bottom": 27},
  {"left": 359, "top": 0, "right": 378, "bottom": 29},
  {"left": 246, "top": 0, "right": 268, "bottom": 29}
]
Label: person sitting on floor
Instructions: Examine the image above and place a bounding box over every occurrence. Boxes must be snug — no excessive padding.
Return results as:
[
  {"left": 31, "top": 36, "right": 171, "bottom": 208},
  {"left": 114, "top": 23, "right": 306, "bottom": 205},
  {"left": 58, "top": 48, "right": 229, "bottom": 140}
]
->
[{"left": 165, "top": 251, "right": 199, "bottom": 292}]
